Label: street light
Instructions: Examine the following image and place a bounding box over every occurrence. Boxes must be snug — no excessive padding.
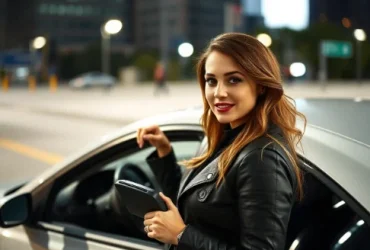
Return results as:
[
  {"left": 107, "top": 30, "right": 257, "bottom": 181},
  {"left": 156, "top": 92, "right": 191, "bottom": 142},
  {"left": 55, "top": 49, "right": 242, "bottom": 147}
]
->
[
  {"left": 32, "top": 36, "right": 46, "bottom": 50},
  {"left": 354, "top": 29, "right": 366, "bottom": 41},
  {"left": 289, "top": 62, "right": 306, "bottom": 78},
  {"left": 178, "top": 42, "right": 194, "bottom": 79},
  {"left": 256, "top": 33, "right": 272, "bottom": 47},
  {"left": 104, "top": 19, "right": 123, "bottom": 35},
  {"left": 101, "top": 19, "right": 123, "bottom": 75},
  {"left": 354, "top": 29, "right": 366, "bottom": 83},
  {"left": 29, "top": 36, "right": 46, "bottom": 77},
  {"left": 178, "top": 42, "right": 194, "bottom": 58}
]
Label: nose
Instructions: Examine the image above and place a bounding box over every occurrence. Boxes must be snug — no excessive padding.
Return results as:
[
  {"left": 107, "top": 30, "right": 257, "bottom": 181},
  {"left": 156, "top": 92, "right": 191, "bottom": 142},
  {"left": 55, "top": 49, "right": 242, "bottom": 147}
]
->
[{"left": 214, "top": 82, "right": 227, "bottom": 98}]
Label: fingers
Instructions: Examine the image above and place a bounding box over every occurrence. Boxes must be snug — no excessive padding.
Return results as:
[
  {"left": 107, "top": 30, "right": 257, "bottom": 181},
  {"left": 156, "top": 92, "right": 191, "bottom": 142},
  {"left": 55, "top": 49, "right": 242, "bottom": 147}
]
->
[
  {"left": 136, "top": 128, "right": 142, "bottom": 147},
  {"left": 142, "top": 134, "right": 159, "bottom": 141},
  {"left": 144, "top": 219, "right": 159, "bottom": 238},
  {"left": 147, "top": 230, "right": 157, "bottom": 239},
  {"left": 137, "top": 125, "right": 160, "bottom": 148},
  {"left": 143, "top": 213, "right": 160, "bottom": 235},
  {"left": 144, "top": 125, "right": 160, "bottom": 134},
  {"left": 144, "top": 211, "right": 163, "bottom": 227},
  {"left": 144, "top": 211, "right": 156, "bottom": 220},
  {"left": 159, "top": 192, "right": 176, "bottom": 210},
  {"left": 143, "top": 217, "right": 156, "bottom": 226},
  {"left": 143, "top": 220, "right": 151, "bottom": 226}
]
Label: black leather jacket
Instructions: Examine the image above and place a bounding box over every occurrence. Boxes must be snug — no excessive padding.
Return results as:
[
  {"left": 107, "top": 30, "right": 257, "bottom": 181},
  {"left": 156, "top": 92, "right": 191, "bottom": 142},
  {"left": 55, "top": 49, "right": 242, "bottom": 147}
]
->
[{"left": 147, "top": 125, "right": 297, "bottom": 250}]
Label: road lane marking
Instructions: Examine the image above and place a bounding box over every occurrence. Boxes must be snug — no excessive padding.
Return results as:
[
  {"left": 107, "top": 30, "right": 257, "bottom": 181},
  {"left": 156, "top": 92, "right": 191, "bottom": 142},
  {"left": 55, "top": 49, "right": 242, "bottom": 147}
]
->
[{"left": 0, "top": 138, "right": 63, "bottom": 165}]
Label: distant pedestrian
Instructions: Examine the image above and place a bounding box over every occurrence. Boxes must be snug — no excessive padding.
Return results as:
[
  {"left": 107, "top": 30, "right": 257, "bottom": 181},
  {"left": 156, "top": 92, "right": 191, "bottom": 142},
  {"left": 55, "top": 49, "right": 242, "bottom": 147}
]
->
[{"left": 153, "top": 62, "right": 169, "bottom": 96}]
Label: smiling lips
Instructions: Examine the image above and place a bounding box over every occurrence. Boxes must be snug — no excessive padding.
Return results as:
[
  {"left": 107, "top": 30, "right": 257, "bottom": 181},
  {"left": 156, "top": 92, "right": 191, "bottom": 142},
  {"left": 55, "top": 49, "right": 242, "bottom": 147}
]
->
[{"left": 215, "top": 103, "right": 235, "bottom": 113}]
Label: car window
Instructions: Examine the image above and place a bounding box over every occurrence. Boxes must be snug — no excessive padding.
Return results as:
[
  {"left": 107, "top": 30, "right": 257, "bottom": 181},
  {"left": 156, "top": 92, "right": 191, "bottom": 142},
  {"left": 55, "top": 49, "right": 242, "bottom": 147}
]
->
[
  {"left": 43, "top": 130, "right": 202, "bottom": 244},
  {"left": 285, "top": 164, "right": 370, "bottom": 250},
  {"left": 111, "top": 140, "right": 199, "bottom": 166},
  {"left": 102, "top": 140, "right": 200, "bottom": 188}
]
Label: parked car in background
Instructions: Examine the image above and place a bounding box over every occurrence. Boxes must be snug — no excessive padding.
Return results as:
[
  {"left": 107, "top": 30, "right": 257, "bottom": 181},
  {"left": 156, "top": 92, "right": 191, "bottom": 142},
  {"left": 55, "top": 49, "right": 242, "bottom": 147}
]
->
[
  {"left": 0, "top": 99, "right": 369, "bottom": 250},
  {"left": 68, "top": 71, "right": 117, "bottom": 89}
]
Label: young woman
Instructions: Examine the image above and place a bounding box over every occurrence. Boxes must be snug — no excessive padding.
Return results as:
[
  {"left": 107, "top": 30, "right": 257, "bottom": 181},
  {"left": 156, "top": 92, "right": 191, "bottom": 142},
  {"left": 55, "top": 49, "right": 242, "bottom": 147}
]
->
[{"left": 136, "top": 32, "right": 306, "bottom": 250}]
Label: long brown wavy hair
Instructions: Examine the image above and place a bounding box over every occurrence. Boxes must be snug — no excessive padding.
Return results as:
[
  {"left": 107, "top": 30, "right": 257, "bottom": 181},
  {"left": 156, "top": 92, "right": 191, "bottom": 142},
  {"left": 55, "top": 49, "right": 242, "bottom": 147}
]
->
[{"left": 182, "top": 33, "right": 307, "bottom": 199}]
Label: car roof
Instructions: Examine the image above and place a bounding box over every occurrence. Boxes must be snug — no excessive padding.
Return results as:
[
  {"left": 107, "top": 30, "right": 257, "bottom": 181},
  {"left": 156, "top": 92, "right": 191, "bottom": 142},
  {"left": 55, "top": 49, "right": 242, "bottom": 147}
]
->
[
  {"left": 77, "top": 71, "right": 106, "bottom": 77},
  {"left": 295, "top": 98, "right": 370, "bottom": 146}
]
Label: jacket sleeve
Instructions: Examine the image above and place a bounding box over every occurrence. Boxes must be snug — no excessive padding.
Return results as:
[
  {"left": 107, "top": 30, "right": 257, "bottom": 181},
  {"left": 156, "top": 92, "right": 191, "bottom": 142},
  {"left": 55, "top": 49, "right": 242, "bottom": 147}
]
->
[
  {"left": 146, "top": 149, "right": 182, "bottom": 203},
  {"left": 177, "top": 148, "right": 296, "bottom": 250}
]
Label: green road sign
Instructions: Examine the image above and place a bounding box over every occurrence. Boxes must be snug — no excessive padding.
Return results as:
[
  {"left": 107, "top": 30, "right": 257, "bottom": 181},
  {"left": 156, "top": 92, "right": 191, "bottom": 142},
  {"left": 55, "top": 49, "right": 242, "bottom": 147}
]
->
[{"left": 321, "top": 40, "right": 353, "bottom": 58}]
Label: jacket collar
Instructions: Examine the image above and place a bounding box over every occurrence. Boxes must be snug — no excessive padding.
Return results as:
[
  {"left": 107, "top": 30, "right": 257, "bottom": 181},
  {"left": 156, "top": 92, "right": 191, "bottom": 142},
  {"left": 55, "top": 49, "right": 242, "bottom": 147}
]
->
[
  {"left": 177, "top": 123, "right": 283, "bottom": 201},
  {"left": 177, "top": 156, "right": 219, "bottom": 200},
  {"left": 177, "top": 124, "right": 244, "bottom": 200}
]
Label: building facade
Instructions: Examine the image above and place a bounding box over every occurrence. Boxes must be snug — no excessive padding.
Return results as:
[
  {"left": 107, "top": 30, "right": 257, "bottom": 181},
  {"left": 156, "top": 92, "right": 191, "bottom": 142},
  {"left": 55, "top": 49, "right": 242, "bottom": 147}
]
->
[
  {"left": 1, "top": 0, "right": 37, "bottom": 50},
  {"left": 134, "top": 0, "right": 242, "bottom": 53},
  {"left": 2, "top": 0, "right": 263, "bottom": 54},
  {"left": 241, "top": 0, "right": 264, "bottom": 34},
  {"left": 2, "top": 0, "right": 269, "bottom": 55},
  {"left": 1, "top": 0, "right": 134, "bottom": 52},
  {"left": 34, "top": 0, "right": 134, "bottom": 51},
  {"left": 0, "top": 0, "right": 7, "bottom": 51}
]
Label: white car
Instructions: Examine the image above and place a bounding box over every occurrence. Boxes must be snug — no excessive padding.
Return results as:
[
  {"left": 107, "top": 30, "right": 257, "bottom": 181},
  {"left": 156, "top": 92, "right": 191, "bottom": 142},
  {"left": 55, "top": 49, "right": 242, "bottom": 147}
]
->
[
  {"left": 69, "top": 72, "right": 117, "bottom": 89},
  {"left": 0, "top": 100, "right": 369, "bottom": 250}
]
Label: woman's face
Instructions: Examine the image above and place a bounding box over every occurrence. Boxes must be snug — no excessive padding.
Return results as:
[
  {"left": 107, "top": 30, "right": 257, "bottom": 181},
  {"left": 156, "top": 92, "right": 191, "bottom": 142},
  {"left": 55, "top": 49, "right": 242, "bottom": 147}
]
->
[{"left": 204, "top": 51, "right": 259, "bottom": 128}]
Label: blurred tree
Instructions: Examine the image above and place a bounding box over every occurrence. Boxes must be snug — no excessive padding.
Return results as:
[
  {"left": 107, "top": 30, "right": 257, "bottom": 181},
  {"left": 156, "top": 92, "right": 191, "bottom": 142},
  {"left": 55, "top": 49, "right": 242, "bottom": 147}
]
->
[
  {"left": 130, "top": 50, "right": 158, "bottom": 81},
  {"left": 167, "top": 58, "right": 181, "bottom": 81},
  {"left": 183, "top": 53, "right": 198, "bottom": 80},
  {"left": 129, "top": 49, "right": 193, "bottom": 82},
  {"left": 360, "top": 43, "right": 370, "bottom": 78},
  {"left": 0, "top": 67, "right": 6, "bottom": 79}
]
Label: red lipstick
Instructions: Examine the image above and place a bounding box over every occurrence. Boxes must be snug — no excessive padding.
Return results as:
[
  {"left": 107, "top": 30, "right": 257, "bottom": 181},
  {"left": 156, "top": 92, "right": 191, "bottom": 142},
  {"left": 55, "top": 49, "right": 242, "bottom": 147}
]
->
[{"left": 215, "top": 103, "right": 234, "bottom": 113}]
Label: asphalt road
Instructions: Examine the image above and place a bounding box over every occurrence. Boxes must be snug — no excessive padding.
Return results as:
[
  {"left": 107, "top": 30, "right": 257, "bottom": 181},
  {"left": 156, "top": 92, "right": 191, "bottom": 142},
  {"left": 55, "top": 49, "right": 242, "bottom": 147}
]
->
[{"left": 0, "top": 105, "right": 120, "bottom": 188}]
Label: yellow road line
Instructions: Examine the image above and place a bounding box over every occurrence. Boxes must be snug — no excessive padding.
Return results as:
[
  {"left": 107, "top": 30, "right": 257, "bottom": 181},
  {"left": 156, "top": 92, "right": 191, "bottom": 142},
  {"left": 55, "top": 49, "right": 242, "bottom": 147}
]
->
[{"left": 0, "top": 138, "right": 63, "bottom": 165}]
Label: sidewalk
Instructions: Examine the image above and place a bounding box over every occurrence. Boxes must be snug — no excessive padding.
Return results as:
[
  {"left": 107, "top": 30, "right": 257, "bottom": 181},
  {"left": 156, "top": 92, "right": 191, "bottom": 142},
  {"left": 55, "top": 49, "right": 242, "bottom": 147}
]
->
[{"left": 0, "top": 82, "right": 369, "bottom": 125}]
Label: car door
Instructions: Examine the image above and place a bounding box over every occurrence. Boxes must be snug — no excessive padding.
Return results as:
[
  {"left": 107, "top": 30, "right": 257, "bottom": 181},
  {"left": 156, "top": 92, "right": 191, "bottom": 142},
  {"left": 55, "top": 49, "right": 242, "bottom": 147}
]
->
[
  {"left": 0, "top": 125, "right": 203, "bottom": 250},
  {"left": 1, "top": 224, "right": 155, "bottom": 250},
  {"left": 285, "top": 158, "right": 370, "bottom": 250}
]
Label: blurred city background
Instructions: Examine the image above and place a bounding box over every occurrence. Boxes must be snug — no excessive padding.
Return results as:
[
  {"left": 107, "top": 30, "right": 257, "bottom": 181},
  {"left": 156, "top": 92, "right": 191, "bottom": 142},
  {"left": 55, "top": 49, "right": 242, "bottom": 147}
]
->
[
  {"left": 1, "top": 2, "right": 370, "bottom": 248},
  {"left": 1, "top": 0, "right": 370, "bottom": 85},
  {"left": 1, "top": 0, "right": 370, "bottom": 182}
]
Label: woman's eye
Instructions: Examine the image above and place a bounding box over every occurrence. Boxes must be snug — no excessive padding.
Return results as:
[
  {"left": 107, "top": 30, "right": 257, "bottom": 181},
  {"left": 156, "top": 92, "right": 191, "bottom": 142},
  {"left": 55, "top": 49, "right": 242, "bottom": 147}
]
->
[
  {"left": 229, "top": 77, "right": 242, "bottom": 84},
  {"left": 205, "top": 78, "right": 216, "bottom": 85}
]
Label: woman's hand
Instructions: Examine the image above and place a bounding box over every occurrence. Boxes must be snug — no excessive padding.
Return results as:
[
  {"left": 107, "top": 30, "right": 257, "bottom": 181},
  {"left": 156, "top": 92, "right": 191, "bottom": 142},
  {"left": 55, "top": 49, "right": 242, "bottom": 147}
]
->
[
  {"left": 137, "top": 125, "right": 172, "bottom": 157},
  {"left": 143, "top": 192, "right": 186, "bottom": 245}
]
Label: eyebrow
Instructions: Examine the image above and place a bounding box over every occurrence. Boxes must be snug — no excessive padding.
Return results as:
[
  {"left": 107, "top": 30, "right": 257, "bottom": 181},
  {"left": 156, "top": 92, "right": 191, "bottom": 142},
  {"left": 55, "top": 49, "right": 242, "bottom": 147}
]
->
[{"left": 205, "top": 71, "right": 244, "bottom": 77}]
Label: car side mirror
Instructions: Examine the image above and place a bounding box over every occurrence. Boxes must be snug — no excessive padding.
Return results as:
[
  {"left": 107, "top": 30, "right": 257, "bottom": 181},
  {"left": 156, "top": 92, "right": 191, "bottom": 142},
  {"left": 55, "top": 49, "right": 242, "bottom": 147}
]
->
[{"left": 0, "top": 193, "right": 31, "bottom": 228}]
